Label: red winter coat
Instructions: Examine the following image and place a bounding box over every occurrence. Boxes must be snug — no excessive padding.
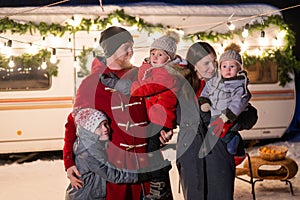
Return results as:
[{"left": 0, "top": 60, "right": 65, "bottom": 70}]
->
[
  {"left": 130, "top": 60, "right": 183, "bottom": 129},
  {"left": 63, "top": 57, "right": 150, "bottom": 200}
]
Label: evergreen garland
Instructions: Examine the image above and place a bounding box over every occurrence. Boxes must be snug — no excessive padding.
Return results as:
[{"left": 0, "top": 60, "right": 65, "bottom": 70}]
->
[
  {"left": 0, "top": 49, "right": 59, "bottom": 77},
  {"left": 0, "top": 9, "right": 299, "bottom": 86}
]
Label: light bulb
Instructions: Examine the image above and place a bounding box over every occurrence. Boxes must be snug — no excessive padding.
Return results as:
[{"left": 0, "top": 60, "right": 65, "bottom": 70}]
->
[
  {"left": 67, "top": 38, "right": 73, "bottom": 51},
  {"left": 7, "top": 40, "right": 12, "bottom": 47},
  {"left": 227, "top": 22, "right": 235, "bottom": 31},
  {"left": 259, "top": 31, "right": 267, "bottom": 46},
  {"left": 26, "top": 43, "right": 38, "bottom": 54},
  {"left": 111, "top": 18, "right": 120, "bottom": 26},
  {"left": 8, "top": 57, "right": 14, "bottom": 68},
  {"left": 73, "top": 57, "right": 80, "bottom": 71},
  {"left": 278, "top": 30, "right": 286, "bottom": 39},
  {"left": 41, "top": 57, "right": 47, "bottom": 69},
  {"left": 41, "top": 36, "right": 46, "bottom": 46},
  {"left": 242, "top": 24, "right": 250, "bottom": 38},
  {"left": 93, "top": 38, "right": 98, "bottom": 49},
  {"left": 3, "top": 40, "right": 13, "bottom": 57},
  {"left": 72, "top": 15, "right": 82, "bottom": 27},
  {"left": 50, "top": 55, "right": 57, "bottom": 64},
  {"left": 50, "top": 48, "right": 57, "bottom": 64}
]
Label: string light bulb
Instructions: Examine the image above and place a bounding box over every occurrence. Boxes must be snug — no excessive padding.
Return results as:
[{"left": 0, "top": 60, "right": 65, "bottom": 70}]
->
[
  {"left": 71, "top": 15, "right": 82, "bottom": 27},
  {"left": 7, "top": 40, "right": 12, "bottom": 47},
  {"left": 67, "top": 38, "right": 73, "bottom": 52},
  {"left": 50, "top": 48, "right": 57, "bottom": 64},
  {"left": 26, "top": 42, "right": 38, "bottom": 54},
  {"left": 227, "top": 21, "right": 235, "bottom": 31},
  {"left": 41, "top": 57, "right": 47, "bottom": 69},
  {"left": 41, "top": 36, "right": 46, "bottom": 46},
  {"left": 93, "top": 38, "right": 98, "bottom": 48},
  {"left": 3, "top": 40, "right": 13, "bottom": 57},
  {"left": 259, "top": 30, "right": 267, "bottom": 46},
  {"left": 242, "top": 23, "right": 250, "bottom": 38},
  {"left": 111, "top": 18, "right": 120, "bottom": 26},
  {"left": 8, "top": 57, "right": 14, "bottom": 68},
  {"left": 73, "top": 56, "right": 80, "bottom": 71}
]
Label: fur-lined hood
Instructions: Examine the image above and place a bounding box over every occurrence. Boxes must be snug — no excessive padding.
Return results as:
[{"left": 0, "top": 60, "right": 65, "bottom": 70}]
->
[{"left": 143, "top": 55, "right": 191, "bottom": 79}]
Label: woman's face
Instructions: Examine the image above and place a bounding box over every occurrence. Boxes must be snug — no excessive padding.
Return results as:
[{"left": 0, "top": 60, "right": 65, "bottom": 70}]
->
[{"left": 194, "top": 53, "right": 217, "bottom": 80}]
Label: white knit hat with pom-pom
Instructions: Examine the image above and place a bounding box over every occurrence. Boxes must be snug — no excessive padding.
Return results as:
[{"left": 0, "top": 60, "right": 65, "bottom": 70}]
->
[
  {"left": 150, "top": 30, "right": 180, "bottom": 60},
  {"left": 75, "top": 108, "right": 107, "bottom": 133}
]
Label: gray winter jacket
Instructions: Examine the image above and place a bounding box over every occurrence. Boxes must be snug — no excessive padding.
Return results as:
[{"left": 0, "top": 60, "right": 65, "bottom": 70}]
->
[
  {"left": 65, "top": 126, "right": 139, "bottom": 200},
  {"left": 200, "top": 71, "right": 251, "bottom": 122}
]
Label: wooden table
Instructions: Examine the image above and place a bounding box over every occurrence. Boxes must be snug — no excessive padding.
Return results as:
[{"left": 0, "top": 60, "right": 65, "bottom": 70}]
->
[{"left": 244, "top": 156, "right": 298, "bottom": 195}]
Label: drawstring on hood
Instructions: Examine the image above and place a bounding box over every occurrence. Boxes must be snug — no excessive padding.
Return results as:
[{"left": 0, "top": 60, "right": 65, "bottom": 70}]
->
[{"left": 238, "top": 70, "right": 249, "bottom": 98}]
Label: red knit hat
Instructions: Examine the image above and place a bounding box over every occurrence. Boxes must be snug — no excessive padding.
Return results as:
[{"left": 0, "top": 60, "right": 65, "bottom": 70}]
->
[{"left": 75, "top": 108, "right": 107, "bottom": 133}]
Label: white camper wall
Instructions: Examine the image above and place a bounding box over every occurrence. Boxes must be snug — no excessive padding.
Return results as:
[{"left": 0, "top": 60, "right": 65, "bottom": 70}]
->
[{"left": 0, "top": 4, "right": 295, "bottom": 153}]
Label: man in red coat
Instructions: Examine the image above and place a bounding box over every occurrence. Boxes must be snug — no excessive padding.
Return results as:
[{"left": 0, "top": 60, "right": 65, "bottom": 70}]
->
[{"left": 63, "top": 26, "right": 151, "bottom": 199}]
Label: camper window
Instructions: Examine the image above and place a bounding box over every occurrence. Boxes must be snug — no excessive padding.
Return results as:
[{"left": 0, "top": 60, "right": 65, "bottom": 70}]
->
[
  {"left": 246, "top": 61, "right": 278, "bottom": 84},
  {"left": 0, "top": 68, "right": 51, "bottom": 91}
]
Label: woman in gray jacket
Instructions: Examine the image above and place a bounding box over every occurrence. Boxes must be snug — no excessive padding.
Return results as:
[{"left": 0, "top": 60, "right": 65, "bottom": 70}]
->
[
  {"left": 162, "top": 42, "right": 257, "bottom": 200},
  {"left": 65, "top": 108, "right": 166, "bottom": 200}
]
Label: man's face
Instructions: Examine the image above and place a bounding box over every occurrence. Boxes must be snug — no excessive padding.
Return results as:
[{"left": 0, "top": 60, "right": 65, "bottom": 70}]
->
[{"left": 111, "top": 41, "right": 134, "bottom": 68}]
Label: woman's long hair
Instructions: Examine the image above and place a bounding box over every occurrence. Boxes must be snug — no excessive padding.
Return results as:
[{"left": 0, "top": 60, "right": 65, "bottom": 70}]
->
[{"left": 182, "top": 42, "right": 217, "bottom": 99}]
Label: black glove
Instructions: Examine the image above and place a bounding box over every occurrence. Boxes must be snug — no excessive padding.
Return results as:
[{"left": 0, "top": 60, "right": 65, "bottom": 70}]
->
[
  {"left": 137, "top": 159, "right": 172, "bottom": 182},
  {"left": 99, "top": 72, "right": 119, "bottom": 89},
  {"left": 99, "top": 72, "right": 132, "bottom": 96},
  {"left": 235, "top": 103, "right": 258, "bottom": 131},
  {"left": 115, "top": 78, "right": 132, "bottom": 96},
  {"left": 138, "top": 171, "right": 152, "bottom": 182}
]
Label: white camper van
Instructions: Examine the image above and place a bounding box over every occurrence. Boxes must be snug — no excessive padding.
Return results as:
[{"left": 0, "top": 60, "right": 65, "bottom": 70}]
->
[{"left": 0, "top": 3, "right": 296, "bottom": 154}]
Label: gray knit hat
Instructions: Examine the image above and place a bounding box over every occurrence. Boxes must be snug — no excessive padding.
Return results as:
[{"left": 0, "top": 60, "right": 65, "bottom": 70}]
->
[
  {"left": 219, "top": 50, "right": 243, "bottom": 67},
  {"left": 75, "top": 108, "right": 107, "bottom": 133},
  {"left": 150, "top": 35, "right": 177, "bottom": 60},
  {"left": 99, "top": 26, "right": 133, "bottom": 58}
]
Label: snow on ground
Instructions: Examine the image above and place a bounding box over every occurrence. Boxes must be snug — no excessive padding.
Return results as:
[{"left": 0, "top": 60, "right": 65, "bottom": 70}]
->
[{"left": 0, "top": 139, "right": 299, "bottom": 200}]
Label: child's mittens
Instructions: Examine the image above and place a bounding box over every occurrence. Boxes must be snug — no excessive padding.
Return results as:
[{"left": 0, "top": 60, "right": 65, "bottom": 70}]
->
[{"left": 201, "top": 103, "right": 211, "bottom": 112}]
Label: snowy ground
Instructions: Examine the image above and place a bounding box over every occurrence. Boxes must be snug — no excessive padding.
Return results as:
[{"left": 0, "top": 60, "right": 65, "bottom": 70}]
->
[{"left": 0, "top": 139, "right": 299, "bottom": 200}]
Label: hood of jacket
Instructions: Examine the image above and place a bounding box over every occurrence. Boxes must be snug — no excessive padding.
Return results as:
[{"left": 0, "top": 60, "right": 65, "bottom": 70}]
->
[
  {"left": 75, "top": 126, "right": 108, "bottom": 160},
  {"left": 143, "top": 55, "right": 191, "bottom": 79}
]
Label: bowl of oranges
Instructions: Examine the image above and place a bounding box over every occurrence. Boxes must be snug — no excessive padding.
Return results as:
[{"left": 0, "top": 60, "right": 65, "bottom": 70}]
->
[{"left": 259, "top": 145, "right": 288, "bottom": 161}]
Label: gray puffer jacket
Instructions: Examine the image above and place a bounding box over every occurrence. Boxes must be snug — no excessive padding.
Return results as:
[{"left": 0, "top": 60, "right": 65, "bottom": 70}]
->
[
  {"left": 65, "top": 126, "right": 139, "bottom": 200},
  {"left": 200, "top": 71, "right": 251, "bottom": 122}
]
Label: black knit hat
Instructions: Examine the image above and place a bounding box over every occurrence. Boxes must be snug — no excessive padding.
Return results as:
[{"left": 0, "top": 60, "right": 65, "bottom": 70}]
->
[{"left": 99, "top": 26, "right": 133, "bottom": 58}]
